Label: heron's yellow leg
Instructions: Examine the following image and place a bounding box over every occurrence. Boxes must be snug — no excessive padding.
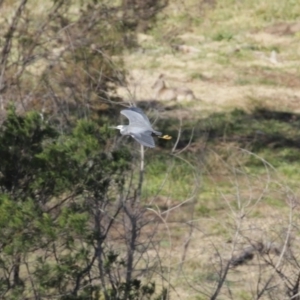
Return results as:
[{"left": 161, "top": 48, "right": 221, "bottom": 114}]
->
[{"left": 158, "top": 135, "right": 172, "bottom": 140}]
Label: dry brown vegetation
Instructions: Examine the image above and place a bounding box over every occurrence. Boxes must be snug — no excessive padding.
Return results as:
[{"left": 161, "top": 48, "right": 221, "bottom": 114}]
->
[
  {"left": 2, "top": 0, "right": 300, "bottom": 299},
  {"left": 114, "top": 0, "right": 300, "bottom": 299}
]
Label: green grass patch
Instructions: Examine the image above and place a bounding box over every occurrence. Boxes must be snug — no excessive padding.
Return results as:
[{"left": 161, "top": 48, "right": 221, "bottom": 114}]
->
[
  {"left": 143, "top": 154, "right": 197, "bottom": 200},
  {"left": 212, "top": 30, "right": 234, "bottom": 42},
  {"left": 264, "top": 197, "right": 286, "bottom": 208},
  {"left": 142, "top": 106, "right": 300, "bottom": 220}
]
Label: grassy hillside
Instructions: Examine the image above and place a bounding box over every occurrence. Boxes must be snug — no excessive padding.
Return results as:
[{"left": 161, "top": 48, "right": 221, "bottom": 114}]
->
[
  {"left": 1, "top": 0, "right": 300, "bottom": 299},
  {"left": 118, "top": 0, "right": 300, "bottom": 298}
]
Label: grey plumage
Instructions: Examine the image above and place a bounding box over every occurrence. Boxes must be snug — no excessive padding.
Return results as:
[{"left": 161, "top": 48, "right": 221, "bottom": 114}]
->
[{"left": 111, "top": 107, "right": 162, "bottom": 148}]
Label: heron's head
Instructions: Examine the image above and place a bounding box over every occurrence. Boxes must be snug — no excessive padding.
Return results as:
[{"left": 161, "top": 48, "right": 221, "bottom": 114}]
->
[{"left": 109, "top": 125, "right": 126, "bottom": 133}]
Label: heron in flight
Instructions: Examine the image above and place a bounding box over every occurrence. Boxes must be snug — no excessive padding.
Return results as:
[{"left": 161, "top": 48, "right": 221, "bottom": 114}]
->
[{"left": 110, "top": 107, "right": 171, "bottom": 148}]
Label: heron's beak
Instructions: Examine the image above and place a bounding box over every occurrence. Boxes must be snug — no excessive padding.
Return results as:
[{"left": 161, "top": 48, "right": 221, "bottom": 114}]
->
[
  {"left": 158, "top": 135, "right": 172, "bottom": 140},
  {"left": 109, "top": 126, "right": 118, "bottom": 129}
]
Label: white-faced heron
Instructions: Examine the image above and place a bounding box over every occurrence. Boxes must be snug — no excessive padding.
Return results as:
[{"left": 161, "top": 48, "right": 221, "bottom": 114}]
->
[{"left": 110, "top": 107, "right": 171, "bottom": 148}]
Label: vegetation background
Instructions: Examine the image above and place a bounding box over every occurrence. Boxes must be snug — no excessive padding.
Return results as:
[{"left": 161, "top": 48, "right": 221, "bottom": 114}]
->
[{"left": 1, "top": 0, "right": 300, "bottom": 299}]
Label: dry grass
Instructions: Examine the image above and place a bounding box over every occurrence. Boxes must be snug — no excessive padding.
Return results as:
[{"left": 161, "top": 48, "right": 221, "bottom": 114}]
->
[
  {"left": 2, "top": 0, "right": 300, "bottom": 298},
  {"left": 139, "top": 143, "right": 300, "bottom": 299},
  {"left": 115, "top": 1, "right": 300, "bottom": 298},
  {"left": 118, "top": 0, "right": 300, "bottom": 119}
]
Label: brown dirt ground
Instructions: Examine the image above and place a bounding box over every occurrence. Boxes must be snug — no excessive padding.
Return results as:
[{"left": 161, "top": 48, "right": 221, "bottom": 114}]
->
[
  {"left": 117, "top": 29, "right": 300, "bottom": 122},
  {"left": 116, "top": 22, "right": 300, "bottom": 298}
]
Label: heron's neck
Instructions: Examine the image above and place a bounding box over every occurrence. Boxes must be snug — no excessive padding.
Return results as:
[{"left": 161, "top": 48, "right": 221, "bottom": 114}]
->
[{"left": 118, "top": 125, "right": 126, "bottom": 134}]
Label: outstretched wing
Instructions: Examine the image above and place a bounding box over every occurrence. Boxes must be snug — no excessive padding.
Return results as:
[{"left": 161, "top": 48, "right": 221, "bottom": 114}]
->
[
  {"left": 120, "top": 108, "right": 161, "bottom": 147},
  {"left": 127, "top": 107, "right": 151, "bottom": 123},
  {"left": 131, "top": 132, "right": 155, "bottom": 148},
  {"left": 121, "top": 108, "right": 152, "bottom": 128}
]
